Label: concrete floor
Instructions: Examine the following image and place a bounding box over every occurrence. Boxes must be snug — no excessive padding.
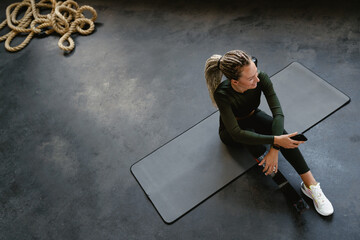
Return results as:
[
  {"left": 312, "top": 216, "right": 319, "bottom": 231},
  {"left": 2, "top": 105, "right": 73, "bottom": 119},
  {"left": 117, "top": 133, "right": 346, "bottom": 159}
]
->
[{"left": 1, "top": 0, "right": 360, "bottom": 239}]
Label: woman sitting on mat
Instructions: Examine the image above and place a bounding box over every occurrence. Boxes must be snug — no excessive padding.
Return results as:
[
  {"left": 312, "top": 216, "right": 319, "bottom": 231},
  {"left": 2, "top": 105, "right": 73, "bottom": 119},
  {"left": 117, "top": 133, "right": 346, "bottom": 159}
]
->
[{"left": 204, "top": 50, "right": 333, "bottom": 216}]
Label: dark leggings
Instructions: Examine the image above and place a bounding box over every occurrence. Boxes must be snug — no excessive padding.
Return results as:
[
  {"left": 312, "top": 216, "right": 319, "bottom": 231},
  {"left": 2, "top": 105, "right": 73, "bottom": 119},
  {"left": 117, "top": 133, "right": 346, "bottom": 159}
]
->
[{"left": 219, "top": 109, "right": 310, "bottom": 175}]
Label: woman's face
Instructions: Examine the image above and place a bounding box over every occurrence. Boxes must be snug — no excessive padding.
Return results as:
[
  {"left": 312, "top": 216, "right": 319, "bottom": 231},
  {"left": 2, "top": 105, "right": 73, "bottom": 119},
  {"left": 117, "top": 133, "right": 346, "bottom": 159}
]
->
[{"left": 231, "top": 61, "right": 260, "bottom": 92}]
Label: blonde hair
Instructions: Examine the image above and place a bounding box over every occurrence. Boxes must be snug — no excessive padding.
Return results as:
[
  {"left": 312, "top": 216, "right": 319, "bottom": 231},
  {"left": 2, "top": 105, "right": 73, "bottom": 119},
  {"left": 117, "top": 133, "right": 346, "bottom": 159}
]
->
[{"left": 204, "top": 50, "right": 252, "bottom": 108}]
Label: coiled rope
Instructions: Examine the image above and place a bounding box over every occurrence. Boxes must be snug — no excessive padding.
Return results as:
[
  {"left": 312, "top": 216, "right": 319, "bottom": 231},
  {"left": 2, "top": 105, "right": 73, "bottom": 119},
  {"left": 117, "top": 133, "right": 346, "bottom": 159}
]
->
[{"left": 0, "top": 0, "right": 97, "bottom": 52}]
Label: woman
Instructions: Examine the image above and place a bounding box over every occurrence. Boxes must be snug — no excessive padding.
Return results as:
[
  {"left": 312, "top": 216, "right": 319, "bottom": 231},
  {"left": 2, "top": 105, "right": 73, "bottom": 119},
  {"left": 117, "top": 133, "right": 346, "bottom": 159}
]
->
[{"left": 204, "top": 50, "right": 333, "bottom": 216}]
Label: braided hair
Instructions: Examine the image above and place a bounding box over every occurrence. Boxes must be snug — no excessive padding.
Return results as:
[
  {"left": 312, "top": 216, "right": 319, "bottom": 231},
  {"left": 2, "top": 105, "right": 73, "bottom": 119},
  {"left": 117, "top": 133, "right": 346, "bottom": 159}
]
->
[{"left": 204, "top": 50, "right": 252, "bottom": 108}]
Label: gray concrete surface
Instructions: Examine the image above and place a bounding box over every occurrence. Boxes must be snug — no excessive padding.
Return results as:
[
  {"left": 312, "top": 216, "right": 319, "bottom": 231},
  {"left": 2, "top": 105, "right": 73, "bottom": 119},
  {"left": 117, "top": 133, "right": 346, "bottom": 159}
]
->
[{"left": 1, "top": 0, "right": 359, "bottom": 239}]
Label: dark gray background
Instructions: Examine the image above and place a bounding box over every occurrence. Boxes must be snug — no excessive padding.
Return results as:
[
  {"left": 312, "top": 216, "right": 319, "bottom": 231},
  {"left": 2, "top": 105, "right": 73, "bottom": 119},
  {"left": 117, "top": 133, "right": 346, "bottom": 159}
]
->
[{"left": 1, "top": 0, "right": 359, "bottom": 239}]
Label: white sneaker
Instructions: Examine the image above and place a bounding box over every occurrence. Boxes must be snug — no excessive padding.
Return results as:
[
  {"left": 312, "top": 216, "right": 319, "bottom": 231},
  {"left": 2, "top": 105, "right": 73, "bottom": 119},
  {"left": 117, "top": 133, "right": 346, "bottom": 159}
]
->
[{"left": 301, "top": 182, "right": 334, "bottom": 216}]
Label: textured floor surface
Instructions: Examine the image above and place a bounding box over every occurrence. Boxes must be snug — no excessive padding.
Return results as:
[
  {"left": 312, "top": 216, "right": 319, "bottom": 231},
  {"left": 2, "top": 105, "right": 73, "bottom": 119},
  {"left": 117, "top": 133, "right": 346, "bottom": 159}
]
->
[{"left": 1, "top": 0, "right": 360, "bottom": 239}]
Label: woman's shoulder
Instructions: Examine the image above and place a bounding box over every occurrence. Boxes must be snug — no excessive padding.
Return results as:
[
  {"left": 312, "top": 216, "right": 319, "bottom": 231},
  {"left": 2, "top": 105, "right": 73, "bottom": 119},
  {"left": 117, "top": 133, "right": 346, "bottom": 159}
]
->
[
  {"left": 258, "top": 71, "right": 273, "bottom": 88},
  {"left": 214, "top": 79, "right": 231, "bottom": 95},
  {"left": 213, "top": 79, "right": 232, "bottom": 104},
  {"left": 258, "top": 70, "right": 270, "bottom": 80}
]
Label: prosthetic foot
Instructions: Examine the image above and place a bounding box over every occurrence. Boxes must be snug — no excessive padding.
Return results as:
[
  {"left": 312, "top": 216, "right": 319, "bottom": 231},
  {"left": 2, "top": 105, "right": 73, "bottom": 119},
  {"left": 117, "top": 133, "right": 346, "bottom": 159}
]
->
[
  {"left": 271, "top": 170, "right": 309, "bottom": 213},
  {"left": 255, "top": 155, "right": 309, "bottom": 214}
]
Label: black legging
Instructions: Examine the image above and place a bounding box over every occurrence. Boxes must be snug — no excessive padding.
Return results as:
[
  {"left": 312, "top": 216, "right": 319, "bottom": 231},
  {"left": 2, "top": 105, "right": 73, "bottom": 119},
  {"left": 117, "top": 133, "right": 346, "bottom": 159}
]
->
[{"left": 219, "top": 109, "right": 310, "bottom": 175}]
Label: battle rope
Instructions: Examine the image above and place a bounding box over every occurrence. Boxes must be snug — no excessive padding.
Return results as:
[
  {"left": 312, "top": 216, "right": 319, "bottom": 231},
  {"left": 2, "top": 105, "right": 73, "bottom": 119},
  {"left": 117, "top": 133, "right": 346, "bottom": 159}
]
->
[{"left": 0, "top": 0, "right": 97, "bottom": 52}]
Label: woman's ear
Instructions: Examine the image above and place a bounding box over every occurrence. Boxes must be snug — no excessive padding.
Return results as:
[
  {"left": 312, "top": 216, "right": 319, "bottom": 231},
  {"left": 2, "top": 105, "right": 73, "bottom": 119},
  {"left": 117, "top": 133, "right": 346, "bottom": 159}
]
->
[{"left": 230, "top": 79, "right": 238, "bottom": 85}]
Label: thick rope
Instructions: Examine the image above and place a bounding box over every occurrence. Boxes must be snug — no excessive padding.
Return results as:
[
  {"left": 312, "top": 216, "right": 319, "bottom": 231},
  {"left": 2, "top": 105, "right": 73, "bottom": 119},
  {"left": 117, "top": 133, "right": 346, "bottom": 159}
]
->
[{"left": 0, "top": 0, "right": 97, "bottom": 52}]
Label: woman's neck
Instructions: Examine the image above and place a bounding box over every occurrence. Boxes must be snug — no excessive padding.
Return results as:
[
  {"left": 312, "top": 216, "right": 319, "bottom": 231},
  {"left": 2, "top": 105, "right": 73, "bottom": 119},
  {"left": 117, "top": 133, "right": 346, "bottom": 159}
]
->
[{"left": 231, "top": 81, "right": 247, "bottom": 93}]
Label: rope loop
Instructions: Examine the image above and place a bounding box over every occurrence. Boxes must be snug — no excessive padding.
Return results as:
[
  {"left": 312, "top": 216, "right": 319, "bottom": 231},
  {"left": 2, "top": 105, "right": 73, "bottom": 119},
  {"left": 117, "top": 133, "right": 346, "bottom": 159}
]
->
[
  {"left": 58, "top": 31, "right": 74, "bottom": 51},
  {"left": 0, "top": 0, "right": 97, "bottom": 52}
]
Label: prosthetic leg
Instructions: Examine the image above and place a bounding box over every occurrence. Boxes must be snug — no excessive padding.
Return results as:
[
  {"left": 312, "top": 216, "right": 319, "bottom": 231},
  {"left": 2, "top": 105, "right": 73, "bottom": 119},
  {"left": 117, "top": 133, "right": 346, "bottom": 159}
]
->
[{"left": 255, "top": 155, "right": 309, "bottom": 214}]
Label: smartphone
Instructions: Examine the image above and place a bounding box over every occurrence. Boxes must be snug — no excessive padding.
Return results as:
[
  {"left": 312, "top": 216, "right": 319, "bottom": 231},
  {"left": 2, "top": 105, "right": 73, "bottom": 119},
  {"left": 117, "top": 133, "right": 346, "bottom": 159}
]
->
[{"left": 290, "top": 134, "right": 308, "bottom": 141}]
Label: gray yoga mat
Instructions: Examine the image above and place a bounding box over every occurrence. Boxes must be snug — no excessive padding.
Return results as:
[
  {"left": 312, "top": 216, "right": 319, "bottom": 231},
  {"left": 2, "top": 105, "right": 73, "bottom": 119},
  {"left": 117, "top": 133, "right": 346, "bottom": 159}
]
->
[
  {"left": 131, "top": 62, "right": 350, "bottom": 224},
  {"left": 259, "top": 62, "right": 350, "bottom": 133}
]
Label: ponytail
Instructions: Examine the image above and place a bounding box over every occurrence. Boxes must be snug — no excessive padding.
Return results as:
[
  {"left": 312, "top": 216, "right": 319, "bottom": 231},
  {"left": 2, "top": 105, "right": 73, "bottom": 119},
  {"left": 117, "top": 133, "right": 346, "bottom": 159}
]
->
[
  {"left": 204, "top": 54, "right": 223, "bottom": 108},
  {"left": 204, "top": 50, "right": 252, "bottom": 108}
]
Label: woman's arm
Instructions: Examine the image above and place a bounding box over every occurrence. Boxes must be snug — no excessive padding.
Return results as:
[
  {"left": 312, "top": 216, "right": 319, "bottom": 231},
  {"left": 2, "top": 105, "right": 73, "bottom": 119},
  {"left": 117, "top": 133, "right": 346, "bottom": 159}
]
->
[
  {"left": 259, "top": 72, "right": 284, "bottom": 136},
  {"left": 259, "top": 72, "right": 305, "bottom": 148}
]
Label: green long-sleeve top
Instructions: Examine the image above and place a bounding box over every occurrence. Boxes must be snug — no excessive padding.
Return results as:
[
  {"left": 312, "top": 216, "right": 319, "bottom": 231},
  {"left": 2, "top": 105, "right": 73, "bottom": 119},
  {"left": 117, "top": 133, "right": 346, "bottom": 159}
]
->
[{"left": 213, "top": 71, "right": 284, "bottom": 145}]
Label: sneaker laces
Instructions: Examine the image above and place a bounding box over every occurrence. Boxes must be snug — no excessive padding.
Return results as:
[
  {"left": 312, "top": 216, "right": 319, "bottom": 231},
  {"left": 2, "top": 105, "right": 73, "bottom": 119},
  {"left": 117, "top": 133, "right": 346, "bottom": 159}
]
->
[{"left": 310, "top": 184, "right": 326, "bottom": 206}]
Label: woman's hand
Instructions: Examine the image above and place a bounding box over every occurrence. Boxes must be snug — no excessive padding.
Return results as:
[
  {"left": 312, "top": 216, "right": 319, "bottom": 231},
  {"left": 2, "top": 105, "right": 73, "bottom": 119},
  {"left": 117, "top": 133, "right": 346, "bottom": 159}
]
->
[
  {"left": 258, "top": 148, "right": 279, "bottom": 175},
  {"left": 274, "top": 132, "right": 305, "bottom": 149}
]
